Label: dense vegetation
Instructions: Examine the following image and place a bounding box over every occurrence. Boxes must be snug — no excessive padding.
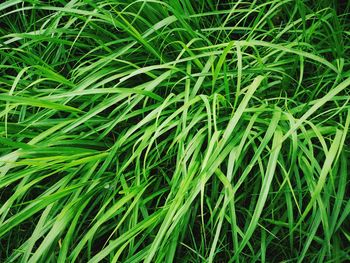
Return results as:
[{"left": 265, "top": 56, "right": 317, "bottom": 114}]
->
[{"left": 1, "top": 0, "right": 350, "bottom": 262}]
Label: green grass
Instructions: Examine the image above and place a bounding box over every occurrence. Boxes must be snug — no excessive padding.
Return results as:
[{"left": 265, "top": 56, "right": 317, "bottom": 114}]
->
[{"left": 0, "top": 0, "right": 350, "bottom": 262}]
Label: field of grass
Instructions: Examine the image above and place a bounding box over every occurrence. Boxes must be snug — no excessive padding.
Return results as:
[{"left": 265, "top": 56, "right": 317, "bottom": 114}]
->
[{"left": 1, "top": 0, "right": 350, "bottom": 262}]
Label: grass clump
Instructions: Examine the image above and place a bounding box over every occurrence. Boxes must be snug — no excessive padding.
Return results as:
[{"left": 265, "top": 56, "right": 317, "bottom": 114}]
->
[{"left": 1, "top": 0, "right": 350, "bottom": 262}]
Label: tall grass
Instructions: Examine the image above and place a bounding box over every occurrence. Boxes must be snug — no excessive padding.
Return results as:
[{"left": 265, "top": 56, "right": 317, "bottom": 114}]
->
[{"left": 0, "top": 0, "right": 349, "bottom": 262}]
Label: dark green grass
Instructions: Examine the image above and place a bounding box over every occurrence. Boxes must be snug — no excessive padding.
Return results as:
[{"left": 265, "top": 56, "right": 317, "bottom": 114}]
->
[{"left": 0, "top": 0, "right": 350, "bottom": 262}]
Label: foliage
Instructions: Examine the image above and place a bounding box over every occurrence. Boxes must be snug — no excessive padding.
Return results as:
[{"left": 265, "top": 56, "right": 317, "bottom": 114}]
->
[{"left": 0, "top": 0, "right": 350, "bottom": 262}]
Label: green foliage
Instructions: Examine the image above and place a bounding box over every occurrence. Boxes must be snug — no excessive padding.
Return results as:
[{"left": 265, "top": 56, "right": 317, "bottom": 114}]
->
[{"left": 0, "top": 0, "right": 350, "bottom": 262}]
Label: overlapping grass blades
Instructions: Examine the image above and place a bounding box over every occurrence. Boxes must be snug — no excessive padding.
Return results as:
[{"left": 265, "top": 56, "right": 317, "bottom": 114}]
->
[{"left": 0, "top": 0, "right": 350, "bottom": 262}]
